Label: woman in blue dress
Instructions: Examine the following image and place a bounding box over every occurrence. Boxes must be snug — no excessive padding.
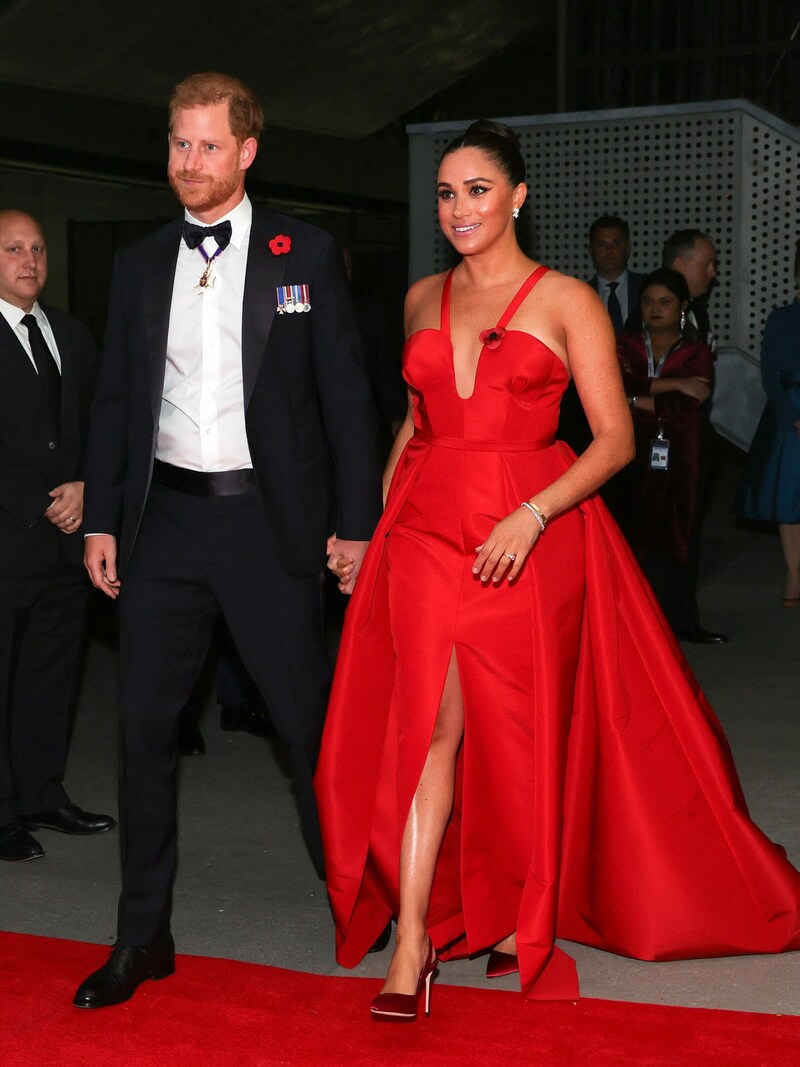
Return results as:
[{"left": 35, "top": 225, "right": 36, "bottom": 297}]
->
[{"left": 737, "top": 240, "right": 800, "bottom": 605}]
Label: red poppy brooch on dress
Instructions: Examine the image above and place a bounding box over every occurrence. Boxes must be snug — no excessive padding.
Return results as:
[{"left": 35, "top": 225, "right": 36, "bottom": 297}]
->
[
  {"left": 269, "top": 234, "right": 292, "bottom": 255},
  {"left": 479, "top": 327, "right": 506, "bottom": 350}
]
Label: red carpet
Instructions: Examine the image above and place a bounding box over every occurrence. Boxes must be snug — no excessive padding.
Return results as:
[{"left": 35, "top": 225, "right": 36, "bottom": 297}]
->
[{"left": 1, "top": 932, "right": 798, "bottom": 1066}]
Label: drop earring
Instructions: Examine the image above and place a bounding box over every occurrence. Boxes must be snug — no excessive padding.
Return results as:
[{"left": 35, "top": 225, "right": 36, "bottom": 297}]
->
[
  {"left": 512, "top": 208, "right": 520, "bottom": 219},
  {"left": 680, "top": 310, "right": 686, "bottom": 332}
]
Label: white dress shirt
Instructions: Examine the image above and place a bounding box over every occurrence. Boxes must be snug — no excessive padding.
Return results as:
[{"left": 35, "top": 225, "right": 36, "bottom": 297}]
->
[
  {"left": 156, "top": 194, "right": 253, "bottom": 471},
  {"left": 0, "top": 296, "right": 62, "bottom": 373},
  {"left": 596, "top": 270, "right": 631, "bottom": 324}
]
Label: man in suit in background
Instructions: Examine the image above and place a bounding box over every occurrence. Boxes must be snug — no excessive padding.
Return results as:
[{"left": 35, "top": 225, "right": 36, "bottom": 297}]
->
[
  {"left": 559, "top": 214, "right": 645, "bottom": 454},
  {"left": 588, "top": 214, "right": 645, "bottom": 334},
  {"left": 662, "top": 228, "right": 719, "bottom": 346},
  {"left": 0, "top": 210, "right": 115, "bottom": 863},
  {"left": 74, "top": 73, "right": 382, "bottom": 1008},
  {"left": 658, "top": 228, "right": 727, "bottom": 645}
]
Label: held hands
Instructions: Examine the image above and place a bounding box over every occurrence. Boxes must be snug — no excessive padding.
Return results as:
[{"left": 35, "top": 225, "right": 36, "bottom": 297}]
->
[
  {"left": 326, "top": 534, "right": 369, "bottom": 595},
  {"left": 45, "top": 481, "right": 84, "bottom": 532},
  {"left": 84, "top": 534, "right": 121, "bottom": 599},
  {"left": 473, "top": 507, "right": 541, "bottom": 585}
]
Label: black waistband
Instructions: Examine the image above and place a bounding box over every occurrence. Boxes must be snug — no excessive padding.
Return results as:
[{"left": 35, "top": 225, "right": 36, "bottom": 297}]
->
[{"left": 152, "top": 460, "right": 257, "bottom": 497}]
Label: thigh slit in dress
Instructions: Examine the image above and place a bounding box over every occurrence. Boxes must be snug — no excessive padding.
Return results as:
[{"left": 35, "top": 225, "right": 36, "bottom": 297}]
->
[{"left": 316, "top": 267, "right": 800, "bottom": 1001}]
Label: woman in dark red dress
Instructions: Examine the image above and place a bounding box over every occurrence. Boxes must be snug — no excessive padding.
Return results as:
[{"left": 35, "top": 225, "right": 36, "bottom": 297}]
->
[{"left": 316, "top": 122, "right": 800, "bottom": 1017}]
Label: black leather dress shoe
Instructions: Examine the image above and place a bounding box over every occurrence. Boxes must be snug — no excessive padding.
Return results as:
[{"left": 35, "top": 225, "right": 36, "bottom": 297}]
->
[
  {"left": 73, "top": 933, "right": 175, "bottom": 1009},
  {"left": 178, "top": 719, "right": 206, "bottom": 756},
  {"left": 675, "top": 627, "right": 729, "bottom": 645},
  {"left": 220, "top": 702, "right": 276, "bottom": 739},
  {"left": 19, "top": 802, "right": 116, "bottom": 835},
  {"left": 367, "top": 920, "right": 392, "bottom": 954},
  {"left": 0, "top": 823, "right": 45, "bottom": 862}
]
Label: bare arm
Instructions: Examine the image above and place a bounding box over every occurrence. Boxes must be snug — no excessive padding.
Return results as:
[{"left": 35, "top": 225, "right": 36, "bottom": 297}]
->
[
  {"left": 382, "top": 392, "right": 415, "bottom": 502},
  {"left": 533, "top": 279, "right": 634, "bottom": 517},
  {"left": 327, "top": 281, "right": 428, "bottom": 590},
  {"left": 474, "top": 278, "right": 634, "bottom": 584}
]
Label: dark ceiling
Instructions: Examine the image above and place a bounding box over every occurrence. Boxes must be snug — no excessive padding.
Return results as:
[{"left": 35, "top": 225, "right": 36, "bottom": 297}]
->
[
  {"left": 2, "top": 1, "right": 795, "bottom": 217},
  {"left": 0, "top": 0, "right": 555, "bottom": 139}
]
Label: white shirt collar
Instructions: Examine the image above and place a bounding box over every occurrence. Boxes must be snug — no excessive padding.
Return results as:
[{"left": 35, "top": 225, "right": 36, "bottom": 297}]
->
[
  {"left": 0, "top": 295, "right": 44, "bottom": 331},
  {"left": 184, "top": 193, "right": 251, "bottom": 250},
  {"left": 598, "top": 270, "right": 629, "bottom": 292}
]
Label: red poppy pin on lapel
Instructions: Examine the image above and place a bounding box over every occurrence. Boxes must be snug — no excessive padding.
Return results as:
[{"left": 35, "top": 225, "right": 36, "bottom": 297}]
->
[{"left": 269, "top": 234, "right": 292, "bottom": 255}]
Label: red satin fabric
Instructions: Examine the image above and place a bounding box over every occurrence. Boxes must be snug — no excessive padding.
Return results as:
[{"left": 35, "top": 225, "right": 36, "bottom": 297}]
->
[{"left": 315, "top": 269, "right": 800, "bottom": 1001}]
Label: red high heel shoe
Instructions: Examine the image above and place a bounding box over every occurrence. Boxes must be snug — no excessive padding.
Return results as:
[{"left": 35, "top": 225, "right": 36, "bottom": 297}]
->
[
  {"left": 370, "top": 939, "right": 437, "bottom": 1022},
  {"left": 485, "top": 949, "right": 519, "bottom": 978}
]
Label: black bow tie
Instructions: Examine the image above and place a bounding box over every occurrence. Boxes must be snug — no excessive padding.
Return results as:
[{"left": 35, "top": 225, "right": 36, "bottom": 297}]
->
[{"left": 182, "top": 220, "right": 232, "bottom": 250}]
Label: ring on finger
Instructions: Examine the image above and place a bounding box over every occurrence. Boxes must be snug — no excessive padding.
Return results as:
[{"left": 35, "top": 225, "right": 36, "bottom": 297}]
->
[{"left": 504, "top": 552, "right": 517, "bottom": 561}]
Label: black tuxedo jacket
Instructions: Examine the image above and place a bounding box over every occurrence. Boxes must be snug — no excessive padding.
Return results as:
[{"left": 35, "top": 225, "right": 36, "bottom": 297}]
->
[
  {"left": 85, "top": 205, "right": 383, "bottom": 578},
  {"left": 588, "top": 270, "right": 646, "bottom": 333},
  {"left": 0, "top": 305, "right": 97, "bottom": 576}
]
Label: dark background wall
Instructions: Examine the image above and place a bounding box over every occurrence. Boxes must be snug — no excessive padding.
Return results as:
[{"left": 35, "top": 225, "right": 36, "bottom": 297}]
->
[{"left": 0, "top": 1, "right": 797, "bottom": 340}]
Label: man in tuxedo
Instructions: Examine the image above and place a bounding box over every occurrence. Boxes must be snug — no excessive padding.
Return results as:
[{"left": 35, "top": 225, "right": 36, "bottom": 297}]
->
[
  {"left": 74, "top": 73, "right": 382, "bottom": 1008},
  {"left": 0, "top": 210, "right": 115, "bottom": 863},
  {"left": 559, "top": 215, "right": 645, "bottom": 454},
  {"left": 662, "top": 228, "right": 719, "bottom": 346}
]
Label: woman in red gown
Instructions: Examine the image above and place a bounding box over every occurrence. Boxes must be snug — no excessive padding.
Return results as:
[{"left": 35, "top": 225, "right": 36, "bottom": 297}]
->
[{"left": 315, "top": 121, "right": 800, "bottom": 1016}]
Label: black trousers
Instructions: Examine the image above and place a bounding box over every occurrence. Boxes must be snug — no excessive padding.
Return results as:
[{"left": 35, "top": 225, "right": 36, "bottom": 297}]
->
[
  {"left": 637, "top": 535, "right": 701, "bottom": 634},
  {"left": 116, "top": 483, "right": 330, "bottom": 944},
  {"left": 0, "top": 564, "right": 88, "bottom": 825}
]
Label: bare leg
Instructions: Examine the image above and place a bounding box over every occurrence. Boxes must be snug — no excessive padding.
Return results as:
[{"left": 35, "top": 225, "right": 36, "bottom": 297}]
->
[
  {"left": 380, "top": 648, "right": 464, "bottom": 994},
  {"left": 779, "top": 522, "right": 800, "bottom": 600}
]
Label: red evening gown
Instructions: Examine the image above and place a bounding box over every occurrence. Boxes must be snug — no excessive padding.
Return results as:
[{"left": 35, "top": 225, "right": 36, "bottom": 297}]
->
[{"left": 315, "top": 267, "right": 800, "bottom": 1000}]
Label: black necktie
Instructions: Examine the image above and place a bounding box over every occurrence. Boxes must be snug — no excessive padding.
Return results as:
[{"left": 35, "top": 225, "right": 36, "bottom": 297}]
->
[
  {"left": 182, "top": 220, "right": 232, "bottom": 250},
  {"left": 22, "top": 313, "right": 61, "bottom": 429},
  {"left": 606, "top": 281, "right": 624, "bottom": 334}
]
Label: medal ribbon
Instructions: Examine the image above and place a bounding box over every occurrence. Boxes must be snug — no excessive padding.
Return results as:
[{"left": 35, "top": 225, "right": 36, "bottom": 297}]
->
[{"left": 196, "top": 244, "right": 226, "bottom": 287}]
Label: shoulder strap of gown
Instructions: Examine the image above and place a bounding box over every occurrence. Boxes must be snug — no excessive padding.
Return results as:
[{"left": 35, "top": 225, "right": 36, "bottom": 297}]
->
[
  {"left": 440, "top": 269, "right": 456, "bottom": 337},
  {"left": 496, "top": 265, "right": 551, "bottom": 330}
]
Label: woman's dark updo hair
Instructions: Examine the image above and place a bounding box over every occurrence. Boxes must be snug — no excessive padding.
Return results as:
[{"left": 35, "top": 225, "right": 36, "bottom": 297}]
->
[
  {"left": 639, "top": 268, "right": 691, "bottom": 307},
  {"left": 440, "top": 120, "right": 526, "bottom": 187}
]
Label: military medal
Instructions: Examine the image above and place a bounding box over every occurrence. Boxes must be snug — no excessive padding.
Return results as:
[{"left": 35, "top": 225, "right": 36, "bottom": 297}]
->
[
  {"left": 276, "top": 284, "right": 311, "bottom": 314},
  {"left": 194, "top": 242, "right": 226, "bottom": 293}
]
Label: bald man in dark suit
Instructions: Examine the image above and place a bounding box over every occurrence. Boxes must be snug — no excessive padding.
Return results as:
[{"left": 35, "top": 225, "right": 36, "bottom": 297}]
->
[{"left": 0, "top": 210, "right": 114, "bottom": 863}]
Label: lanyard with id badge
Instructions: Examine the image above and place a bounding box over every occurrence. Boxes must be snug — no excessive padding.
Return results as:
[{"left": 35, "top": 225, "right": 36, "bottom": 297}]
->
[
  {"left": 650, "top": 424, "right": 670, "bottom": 470},
  {"left": 644, "top": 331, "right": 679, "bottom": 472}
]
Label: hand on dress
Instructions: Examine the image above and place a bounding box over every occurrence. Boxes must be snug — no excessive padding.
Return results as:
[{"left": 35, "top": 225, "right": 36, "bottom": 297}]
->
[
  {"left": 84, "top": 534, "right": 121, "bottom": 599},
  {"left": 326, "top": 534, "right": 369, "bottom": 595},
  {"left": 45, "top": 481, "right": 84, "bottom": 533},
  {"left": 474, "top": 508, "right": 541, "bottom": 585}
]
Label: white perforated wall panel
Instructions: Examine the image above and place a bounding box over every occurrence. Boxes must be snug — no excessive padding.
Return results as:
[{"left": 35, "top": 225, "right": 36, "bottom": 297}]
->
[{"left": 408, "top": 101, "right": 800, "bottom": 362}]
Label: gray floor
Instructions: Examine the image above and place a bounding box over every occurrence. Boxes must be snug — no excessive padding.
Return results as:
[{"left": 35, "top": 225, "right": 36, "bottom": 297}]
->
[{"left": 1, "top": 453, "right": 798, "bottom": 1015}]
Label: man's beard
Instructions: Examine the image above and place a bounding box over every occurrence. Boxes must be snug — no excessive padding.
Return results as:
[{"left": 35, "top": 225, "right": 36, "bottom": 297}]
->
[{"left": 168, "top": 167, "right": 240, "bottom": 215}]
